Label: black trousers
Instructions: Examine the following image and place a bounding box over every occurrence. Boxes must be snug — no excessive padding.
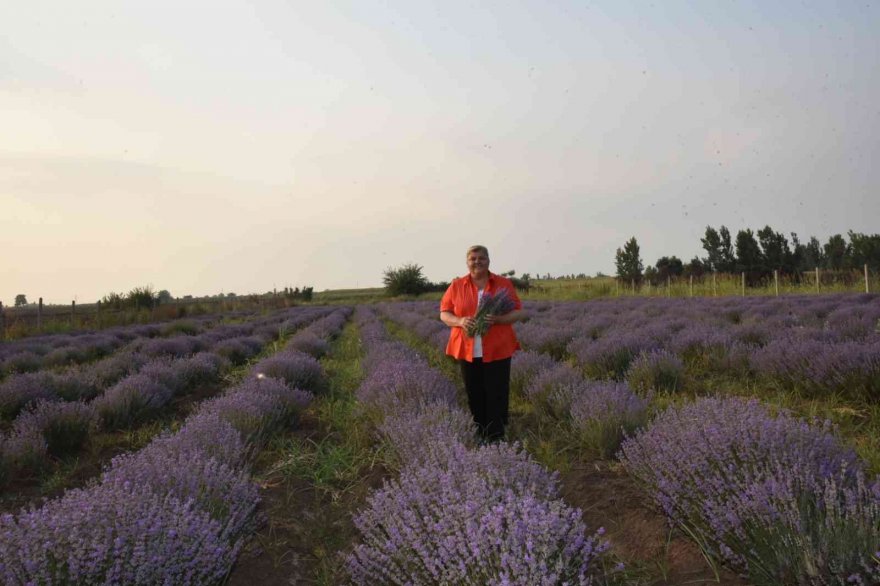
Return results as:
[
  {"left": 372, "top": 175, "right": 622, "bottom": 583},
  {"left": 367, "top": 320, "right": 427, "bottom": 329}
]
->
[{"left": 459, "top": 357, "right": 511, "bottom": 441}]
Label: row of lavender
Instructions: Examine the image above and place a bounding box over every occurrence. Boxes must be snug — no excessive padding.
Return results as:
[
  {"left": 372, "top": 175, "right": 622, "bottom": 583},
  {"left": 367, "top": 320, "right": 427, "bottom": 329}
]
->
[
  {"left": 0, "top": 306, "right": 332, "bottom": 419},
  {"left": 394, "top": 293, "right": 880, "bottom": 398},
  {"left": 382, "top": 301, "right": 880, "bottom": 584},
  {"left": 0, "top": 307, "right": 351, "bottom": 584},
  {"left": 0, "top": 307, "right": 335, "bottom": 487},
  {"left": 345, "top": 307, "right": 613, "bottom": 585},
  {"left": 0, "top": 313, "right": 237, "bottom": 378}
]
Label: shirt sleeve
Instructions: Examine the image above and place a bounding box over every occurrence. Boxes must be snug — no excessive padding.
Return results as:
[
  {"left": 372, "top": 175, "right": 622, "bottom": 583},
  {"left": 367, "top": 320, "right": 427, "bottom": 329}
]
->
[{"left": 440, "top": 281, "right": 456, "bottom": 313}]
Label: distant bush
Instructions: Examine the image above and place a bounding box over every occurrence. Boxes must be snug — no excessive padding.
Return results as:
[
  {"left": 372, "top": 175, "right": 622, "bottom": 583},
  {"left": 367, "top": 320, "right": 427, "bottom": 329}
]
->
[{"left": 383, "top": 264, "right": 430, "bottom": 296}]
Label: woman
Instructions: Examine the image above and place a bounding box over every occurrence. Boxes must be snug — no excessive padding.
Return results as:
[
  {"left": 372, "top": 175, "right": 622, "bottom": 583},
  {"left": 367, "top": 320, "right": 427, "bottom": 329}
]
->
[{"left": 440, "top": 245, "right": 525, "bottom": 442}]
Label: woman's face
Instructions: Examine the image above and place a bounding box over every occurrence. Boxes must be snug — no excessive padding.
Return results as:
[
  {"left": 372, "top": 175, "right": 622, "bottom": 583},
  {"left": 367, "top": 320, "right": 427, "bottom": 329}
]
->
[{"left": 466, "top": 250, "right": 490, "bottom": 279}]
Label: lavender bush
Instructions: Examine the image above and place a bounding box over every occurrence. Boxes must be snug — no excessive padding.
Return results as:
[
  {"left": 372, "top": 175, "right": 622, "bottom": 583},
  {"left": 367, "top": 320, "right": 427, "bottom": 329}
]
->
[
  {"left": 347, "top": 442, "right": 609, "bottom": 585},
  {"left": 198, "top": 376, "right": 313, "bottom": 444},
  {"left": 94, "top": 374, "right": 174, "bottom": 429},
  {"left": 10, "top": 399, "right": 97, "bottom": 459},
  {"left": 0, "top": 479, "right": 239, "bottom": 585},
  {"left": 625, "top": 349, "right": 686, "bottom": 395},
  {"left": 510, "top": 350, "right": 558, "bottom": 394},
  {"left": 253, "top": 350, "right": 326, "bottom": 394},
  {"left": 378, "top": 401, "right": 477, "bottom": 469},
  {"left": 619, "top": 396, "right": 879, "bottom": 583},
  {"left": 286, "top": 331, "right": 331, "bottom": 358},
  {"left": 568, "top": 381, "right": 649, "bottom": 459},
  {"left": 523, "top": 363, "right": 583, "bottom": 418},
  {"left": 751, "top": 338, "right": 880, "bottom": 399},
  {"left": 102, "top": 439, "right": 260, "bottom": 543}
]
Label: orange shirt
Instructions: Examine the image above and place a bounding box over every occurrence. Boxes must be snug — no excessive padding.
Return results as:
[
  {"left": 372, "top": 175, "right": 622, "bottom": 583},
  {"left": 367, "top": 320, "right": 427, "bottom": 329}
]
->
[{"left": 440, "top": 272, "right": 522, "bottom": 362}]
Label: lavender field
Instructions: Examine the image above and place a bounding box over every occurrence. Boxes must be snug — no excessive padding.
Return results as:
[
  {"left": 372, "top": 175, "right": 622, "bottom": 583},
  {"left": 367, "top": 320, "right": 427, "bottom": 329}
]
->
[{"left": 0, "top": 293, "right": 878, "bottom": 585}]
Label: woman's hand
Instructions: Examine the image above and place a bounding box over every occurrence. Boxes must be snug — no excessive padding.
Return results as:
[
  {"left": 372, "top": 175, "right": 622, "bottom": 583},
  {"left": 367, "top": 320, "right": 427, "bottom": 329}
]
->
[{"left": 459, "top": 316, "right": 476, "bottom": 330}]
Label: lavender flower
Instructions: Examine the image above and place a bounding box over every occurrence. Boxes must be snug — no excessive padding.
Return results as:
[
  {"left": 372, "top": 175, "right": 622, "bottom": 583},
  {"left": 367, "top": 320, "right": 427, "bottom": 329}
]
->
[
  {"left": 94, "top": 374, "right": 174, "bottom": 430},
  {"left": 568, "top": 381, "right": 649, "bottom": 458},
  {"left": 252, "top": 350, "right": 325, "bottom": 393},
  {"left": 625, "top": 349, "right": 686, "bottom": 395},
  {"left": 619, "top": 396, "right": 877, "bottom": 582},
  {"left": 510, "top": 350, "right": 558, "bottom": 395},
  {"left": 466, "top": 288, "right": 517, "bottom": 337},
  {"left": 378, "top": 401, "right": 477, "bottom": 469},
  {"left": 0, "top": 479, "right": 239, "bottom": 585},
  {"left": 347, "top": 442, "right": 609, "bottom": 585},
  {"left": 10, "top": 399, "right": 97, "bottom": 459}
]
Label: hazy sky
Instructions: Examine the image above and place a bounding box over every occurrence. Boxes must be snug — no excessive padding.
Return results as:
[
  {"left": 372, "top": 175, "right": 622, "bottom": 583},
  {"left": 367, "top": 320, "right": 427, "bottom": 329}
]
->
[{"left": 2, "top": 1, "right": 878, "bottom": 304}]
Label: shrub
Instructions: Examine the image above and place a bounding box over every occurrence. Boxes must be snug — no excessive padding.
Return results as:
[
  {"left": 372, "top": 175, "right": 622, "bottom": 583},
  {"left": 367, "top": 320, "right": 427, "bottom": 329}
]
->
[
  {"left": 213, "top": 338, "right": 260, "bottom": 365},
  {"left": 198, "top": 376, "right": 312, "bottom": 445},
  {"left": 619, "top": 396, "right": 879, "bottom": 584},
  {"left": 0, "top": 479, "right": 238, "bottom": 585},
  {"left": 102, "top": 439, "right": 259, "bottom": 543},
  {"left": 286, "top": 331, "right": 331, "bottom": 359},
  {"left": 94, "top": 374, "right": 174, "bottom": 430},
  {"left": 382, "top": 263, "right": 430, "bottom": 296},
  {"left": 252, "top": 350, "right": 325, "bottom": 393},
  {"left": 11, "top": 400, "right": 97, "bottom": 459},
  {"left": 378, "top": 401, "right": 476, "bottom": 469},
  {"left": 347, "top": 442, "right": 610, "bottom": 585},
  {"left": 568, "top": 332, "right": 660, "bottom": 379},
  {"left": 523, "top": 363, "right": 582, "bottom": 417},
  {"left": 568, "top": 381, "right": 649, "bottom": 459},
  {"left": 625, "top": 350, "right": 686, "bottom": 395},
  {"left": 510, "top": 350, "right": 558, "bottom": 395}
]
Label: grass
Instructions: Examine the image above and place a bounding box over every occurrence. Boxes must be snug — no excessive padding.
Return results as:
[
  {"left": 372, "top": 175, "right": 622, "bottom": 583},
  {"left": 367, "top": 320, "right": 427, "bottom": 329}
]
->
[
  {"left": 243, "top": 320, "right": 388, "bottom": 585},
  {"left": 523, "top": 272, "right": 877, "bottom": 301}
]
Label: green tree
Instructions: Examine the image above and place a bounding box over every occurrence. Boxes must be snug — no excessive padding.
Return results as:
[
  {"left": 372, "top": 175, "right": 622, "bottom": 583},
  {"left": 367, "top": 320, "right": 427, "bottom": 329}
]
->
[
  {"left": 615, "top": 237, "right": 643, "bottom": 282},
  {"left": 127, "top": 286, "right": 157, "bottom": 309},
  {"left": 803, "top": 236, "right": 825, "bottom": 269},
  {"left": 757, "top": 226, "right": 791, "bottom": 272},
  {"left": 735, "top": 229, "right": 763, "bottom": 277},
  {"left": 718, "top": 226, "right": 736, "bottom": 272},
  {"left": 14, "top": 294, "right": 28, "bottom": 307},
  {"left": 383, "top": 263, "right": 430, "bottom": 296},
  {"left": 683, "top": 256, "right": 707, "bottom": 278},
  {"left": 823, "top": 234, "right": 850, "bottom": 270},
  {"left": 156, "top": 290, "right": 173, "bottom": 304},
  {"left": 655, "top": 256, "right": 684, "bottom": 281},
  {"left": 700, "top": 226, "right": 724, "bottom": 271},
  {"left": 848, "top": 231, "right": 880, "bottom": 271}
]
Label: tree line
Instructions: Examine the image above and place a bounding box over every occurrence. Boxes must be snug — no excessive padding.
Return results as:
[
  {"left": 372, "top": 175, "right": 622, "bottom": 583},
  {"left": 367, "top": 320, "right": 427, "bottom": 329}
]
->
[{"left": 616, "top": 227, "right": 880, "bottom": 285}]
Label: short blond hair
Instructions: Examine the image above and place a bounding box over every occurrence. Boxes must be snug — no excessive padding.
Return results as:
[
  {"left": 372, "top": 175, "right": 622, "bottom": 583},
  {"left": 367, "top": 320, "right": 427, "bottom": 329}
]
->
[{"left": 466, "top": 245, "right": 489, "bottom": 258}]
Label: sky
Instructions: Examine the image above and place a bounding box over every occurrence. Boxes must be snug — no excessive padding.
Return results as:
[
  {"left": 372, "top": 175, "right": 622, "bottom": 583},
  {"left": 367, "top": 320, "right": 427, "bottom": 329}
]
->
[{"left": 2, "top": 0, "right": 878, "bottom": 305}]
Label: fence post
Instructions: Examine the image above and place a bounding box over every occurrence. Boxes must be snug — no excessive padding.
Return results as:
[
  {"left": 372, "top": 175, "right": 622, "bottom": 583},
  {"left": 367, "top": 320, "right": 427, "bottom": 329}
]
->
[
  {"left": 38, "top": 297, "right": 43, "bottom": 330},
  {"left": 71, "top": 300, "right": 76, "bottom": 327},
  {"left": 631, "top": 279, "right": 635, "bottom": 294},
  {"left": 741, "top": 273, "right": 746, "bottom": 297},
  {"left": 689, "top": 275, "right": 694, "bottom": 297},
  {"left": 0, "top": 301, "right": 5, "bottom": 340},
  {"left": 866, "top": 264, "right": 871, "bottom": 294},
  {"left": 712, "top": 272, "right": 717, "bottom": 296},
  {"left": 97, "top": 300, "right": 102, "bottom": 328},
  {"left": 615, "top": 280, "right": 619, "bottom": 296},
  {"left": 815, "top": 267, "right": 820, "bottom": 293},
  {"left": 774, "top": 270, "right": 779, "bottom": 297}
]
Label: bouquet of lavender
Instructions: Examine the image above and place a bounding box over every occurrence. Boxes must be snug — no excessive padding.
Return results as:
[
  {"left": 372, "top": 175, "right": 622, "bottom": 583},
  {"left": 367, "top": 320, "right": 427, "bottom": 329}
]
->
[{"left": 466, "top": 288, "right": 516, "bottom": 337}]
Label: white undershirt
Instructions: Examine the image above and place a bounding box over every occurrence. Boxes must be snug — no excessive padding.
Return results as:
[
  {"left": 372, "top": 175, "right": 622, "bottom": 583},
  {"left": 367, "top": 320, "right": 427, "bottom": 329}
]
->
[{"left": 473, "top": 288, "right": 484, "bottom": 359}]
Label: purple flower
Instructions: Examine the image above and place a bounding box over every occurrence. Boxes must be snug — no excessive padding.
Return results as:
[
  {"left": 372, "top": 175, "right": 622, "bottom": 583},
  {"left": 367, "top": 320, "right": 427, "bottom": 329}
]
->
[{"left": 620, "top": 395, "right": 878, "bottom": 581}]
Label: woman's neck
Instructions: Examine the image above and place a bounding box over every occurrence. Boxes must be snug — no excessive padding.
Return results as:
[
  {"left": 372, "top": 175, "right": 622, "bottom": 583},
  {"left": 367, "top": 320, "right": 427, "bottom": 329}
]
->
[{"left": 471, "top": 273, "right": 489, "bottom": 289}]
